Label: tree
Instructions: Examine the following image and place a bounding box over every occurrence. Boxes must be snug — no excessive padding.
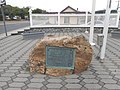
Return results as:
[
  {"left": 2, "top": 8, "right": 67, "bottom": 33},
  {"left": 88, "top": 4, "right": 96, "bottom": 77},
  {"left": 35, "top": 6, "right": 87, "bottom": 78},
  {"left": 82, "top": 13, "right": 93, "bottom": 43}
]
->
[
  {"left": 0, "top": 5, "right": 47, "bottom": 21},
  {"left": 32, "top": 8, "right": 47, "bottom": 14}
]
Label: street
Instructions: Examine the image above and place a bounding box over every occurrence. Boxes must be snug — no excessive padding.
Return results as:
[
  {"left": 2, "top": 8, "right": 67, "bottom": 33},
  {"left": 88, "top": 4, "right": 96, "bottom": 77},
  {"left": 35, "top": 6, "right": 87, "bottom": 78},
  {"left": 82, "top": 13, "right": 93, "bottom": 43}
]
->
[{"left": 0, "top": 21, "right": 30, "bottom": 34}]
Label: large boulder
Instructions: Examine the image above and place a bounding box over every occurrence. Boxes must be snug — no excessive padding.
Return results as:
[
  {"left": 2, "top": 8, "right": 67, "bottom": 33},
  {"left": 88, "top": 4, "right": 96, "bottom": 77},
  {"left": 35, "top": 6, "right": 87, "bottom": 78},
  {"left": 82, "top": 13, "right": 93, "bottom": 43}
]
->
[{"left": 29, "top": 35, "right": 93, "bottom": 76}]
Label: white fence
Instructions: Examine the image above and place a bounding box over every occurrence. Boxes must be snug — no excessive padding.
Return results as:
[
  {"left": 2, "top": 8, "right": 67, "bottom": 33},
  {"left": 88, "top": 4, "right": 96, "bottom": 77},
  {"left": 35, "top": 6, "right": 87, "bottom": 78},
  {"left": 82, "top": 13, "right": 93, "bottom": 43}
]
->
[{"left": 29, "top": 10, "right": 119, "bottom": 28}]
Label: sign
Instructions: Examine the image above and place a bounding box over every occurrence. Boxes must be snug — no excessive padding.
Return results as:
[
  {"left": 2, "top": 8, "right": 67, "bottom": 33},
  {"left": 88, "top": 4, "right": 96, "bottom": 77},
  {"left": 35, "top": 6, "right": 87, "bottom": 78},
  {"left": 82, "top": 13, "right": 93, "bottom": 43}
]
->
[{"left": 46, "top": 46, "right": 76, "bottom": 69}]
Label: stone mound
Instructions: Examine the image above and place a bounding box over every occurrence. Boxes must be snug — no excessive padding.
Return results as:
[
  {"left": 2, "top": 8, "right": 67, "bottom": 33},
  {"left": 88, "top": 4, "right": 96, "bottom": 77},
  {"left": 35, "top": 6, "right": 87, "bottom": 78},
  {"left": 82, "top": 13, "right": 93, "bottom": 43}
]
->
[{"left": 29, "top": 35, "right": 93, "bottom": 76}]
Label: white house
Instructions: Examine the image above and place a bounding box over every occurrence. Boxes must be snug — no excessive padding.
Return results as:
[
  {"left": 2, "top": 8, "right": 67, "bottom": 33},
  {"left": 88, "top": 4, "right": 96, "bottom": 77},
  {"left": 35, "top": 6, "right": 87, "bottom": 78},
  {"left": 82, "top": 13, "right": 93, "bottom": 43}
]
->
[
  {"left": 47, "top": 6, "right": 87, "bottom": 25},
  {"left": 60, "top": 6, "right": 86, "bottom": 25}
]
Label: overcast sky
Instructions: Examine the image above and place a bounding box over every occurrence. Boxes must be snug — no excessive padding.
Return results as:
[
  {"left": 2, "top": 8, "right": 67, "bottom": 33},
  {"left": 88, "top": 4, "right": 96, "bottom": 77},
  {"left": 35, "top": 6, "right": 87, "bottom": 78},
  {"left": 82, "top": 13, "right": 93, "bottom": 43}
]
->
[{"left": 6, "top": 0, "right": 118, "bottom": 12}]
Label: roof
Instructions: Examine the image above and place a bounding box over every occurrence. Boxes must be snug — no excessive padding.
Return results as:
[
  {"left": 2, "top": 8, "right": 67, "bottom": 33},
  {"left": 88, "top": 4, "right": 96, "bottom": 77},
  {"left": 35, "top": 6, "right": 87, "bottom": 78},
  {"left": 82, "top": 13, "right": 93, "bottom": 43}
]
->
[
  {"left": 44, "top": 6, "right": 89, "bottom": 14},
  {"left": 60, "top": 6, "right": 86, "bottom": 14},
  {"left": 95, "top": 9, "right": 118, "bottom": 14},
  {"left": 60, "top": 6, "right": 79, "bottom": 13}
]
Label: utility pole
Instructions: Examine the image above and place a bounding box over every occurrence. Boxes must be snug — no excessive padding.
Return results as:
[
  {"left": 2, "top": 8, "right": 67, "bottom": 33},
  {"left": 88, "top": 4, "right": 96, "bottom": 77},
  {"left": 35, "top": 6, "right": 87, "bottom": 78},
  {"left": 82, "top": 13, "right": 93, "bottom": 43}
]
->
[{"left": 0, "top": 0, "right": 7, "bottom": 36}]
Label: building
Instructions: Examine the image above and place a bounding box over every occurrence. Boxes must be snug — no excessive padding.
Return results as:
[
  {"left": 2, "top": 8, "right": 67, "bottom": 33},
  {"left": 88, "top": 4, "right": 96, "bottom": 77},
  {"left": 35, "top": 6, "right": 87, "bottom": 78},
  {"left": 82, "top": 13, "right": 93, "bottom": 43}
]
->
[{"left": 60, "top": 6, "right": 86, "bottom": 25}]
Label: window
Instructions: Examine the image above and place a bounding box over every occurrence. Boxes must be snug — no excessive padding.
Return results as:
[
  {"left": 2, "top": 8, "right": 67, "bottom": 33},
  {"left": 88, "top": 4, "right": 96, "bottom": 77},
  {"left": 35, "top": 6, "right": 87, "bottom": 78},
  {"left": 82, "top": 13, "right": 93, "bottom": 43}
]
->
[{"left": 64, "top": 17, "right": 69, "bottom": 24}]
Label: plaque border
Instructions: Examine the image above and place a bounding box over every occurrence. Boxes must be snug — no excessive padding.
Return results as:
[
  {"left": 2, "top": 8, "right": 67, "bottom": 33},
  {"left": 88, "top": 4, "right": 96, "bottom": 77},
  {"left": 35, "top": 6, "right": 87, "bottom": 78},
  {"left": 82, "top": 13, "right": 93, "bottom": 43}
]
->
[{"left": 46, "top": 46, "right": 76, "bottom": 69}]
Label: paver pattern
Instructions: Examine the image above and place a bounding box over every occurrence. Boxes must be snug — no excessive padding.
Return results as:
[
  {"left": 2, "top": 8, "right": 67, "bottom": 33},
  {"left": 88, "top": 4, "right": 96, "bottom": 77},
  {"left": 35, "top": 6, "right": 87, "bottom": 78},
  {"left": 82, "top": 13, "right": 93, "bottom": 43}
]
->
[{"left": 0, "top": 29, "right": 120, "bottom": 90}]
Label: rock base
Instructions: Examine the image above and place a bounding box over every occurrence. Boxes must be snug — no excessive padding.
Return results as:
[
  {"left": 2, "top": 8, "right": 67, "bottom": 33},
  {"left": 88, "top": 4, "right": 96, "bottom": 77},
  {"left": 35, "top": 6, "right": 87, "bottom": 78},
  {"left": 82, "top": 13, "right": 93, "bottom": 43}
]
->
[{"left": 29, "top": 35, "right": 93, "bottom": 76}]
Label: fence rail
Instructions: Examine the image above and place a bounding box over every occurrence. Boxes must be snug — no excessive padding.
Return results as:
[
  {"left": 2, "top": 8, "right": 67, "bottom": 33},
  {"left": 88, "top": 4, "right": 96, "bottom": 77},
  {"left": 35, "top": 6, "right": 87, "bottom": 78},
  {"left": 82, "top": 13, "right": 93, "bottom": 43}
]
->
[{"left": 29, "top": 10, "right": 119, "bottom": 28}]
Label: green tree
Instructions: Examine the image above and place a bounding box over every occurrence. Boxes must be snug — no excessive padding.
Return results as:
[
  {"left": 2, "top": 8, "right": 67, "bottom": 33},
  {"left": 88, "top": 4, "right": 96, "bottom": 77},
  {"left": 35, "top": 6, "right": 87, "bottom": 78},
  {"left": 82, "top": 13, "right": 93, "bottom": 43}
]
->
[
  {"left": 0, "top": 5, "right": 47, "bottom": 21},
  {"left": 32, "top": 8, "right": 47, "bottom": 14}
]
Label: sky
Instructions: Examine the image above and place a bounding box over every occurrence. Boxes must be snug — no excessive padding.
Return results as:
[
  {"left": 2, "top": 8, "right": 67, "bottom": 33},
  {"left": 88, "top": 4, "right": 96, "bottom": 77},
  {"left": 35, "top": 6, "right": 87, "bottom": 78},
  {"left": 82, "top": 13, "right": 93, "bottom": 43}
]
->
[{"left": 6, "top": 0, "right": 118, "bottom": 12}]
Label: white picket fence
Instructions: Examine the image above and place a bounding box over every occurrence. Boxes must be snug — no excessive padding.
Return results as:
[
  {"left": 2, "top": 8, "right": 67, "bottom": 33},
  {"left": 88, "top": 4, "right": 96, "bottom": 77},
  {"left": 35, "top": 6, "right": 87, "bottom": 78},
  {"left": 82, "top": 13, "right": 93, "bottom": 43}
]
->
[{"left": 29, "top": 10, "right": 119, "bottom": 28}]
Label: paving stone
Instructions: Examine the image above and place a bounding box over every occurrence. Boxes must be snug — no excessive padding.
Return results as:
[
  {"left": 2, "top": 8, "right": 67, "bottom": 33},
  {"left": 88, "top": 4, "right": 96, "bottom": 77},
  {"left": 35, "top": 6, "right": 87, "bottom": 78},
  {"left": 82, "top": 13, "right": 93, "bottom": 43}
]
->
[
  {"left": 80, "top": 87, "right": 88, "bottom": 90},
  {"left": 44, "top": 76, "right": 50, "bottom": 80},
  {"left": 106, "top": 66, "right": 118, "bottom": 69},
  {"left": 65, "top": 75, "right": 79, "bottom": 78},
  {"left": 47, "top": 89, "right": 60, "bottom": 90},
  {"left": 0, "top": 63, "right": 11, "bottom": 67},
  {"left": 12, "top": 63, "right": 24, "bottom": 67},
  {"left": 30, "top": 78, "right": 45, "bottom": 83},
  {"left": 98, "top": 81, "right": 105, "bottom": 86},
  {"left": 5, "top": 70, "right": 19, "bottom": 73},
  {"left": 42, "top": 81, "right": 49, "bottom": 86},
  {"left": 13, "top": 77, "right": 28, "bottom": 82},
  {"left": 84, "top": 84, "right": 102, "bottom": 89},
  {"left": 65, "top": 79, "right": 79, "bottom": 83},
  {"left": 103, "top": 63, "right": 115, "bottom": 66},
  {"left": 60, "top": 76, "right": 66, "bottom": 80},
  {"left": 111, "top": 71, "right": 120, "bottom": 75},
  {"left": 20, "top": 70, "right": 29, "bottom": 74},
  {"left": 27, "top": 83, "right": 43, "bottom": 88},
  {"left": 6, "top": 88, "right": 21, "bottom": 90},
  {"left": 40, "top": 86, "right": 47, "bottom": 90},
  {"left": 17, "top": 74, "right": 31, "bottom": 78},
  {"left": 3, "top": 61, "right": 14, "bottom": 64},
  {"left": 0, "top": 82, "right": 7, "bottom": 87},
  {"left": 113, "top": 76, "right": 119, "bottom": 81},
  {"left": 26, "top": 89, "right": 40, "bottom": 90},
  {"left": 22, "top": 85, "right": 28, "bottom": 90},
  {"left": 81, "top": 71, "right": 93, "bottom": 75},
  {"left": 0, "top": 66, "right": 8, "bottom": 69},
  {"left": 100, "top": 79, "right": 117, "bottom": 84},
  {"left": 61, "top": 81, "right": 67, "bottom": 86},
  {"left": 2, "top": 85, "right": 9, "bottom": 90},
  {"left": 46, "top": 84, "right": 62, "bottom": 88},
  {"left": 0, "top": 69, "right": 4, "bottom": 73},
  {"left": 97, "top": 75, "right": 113, "bottom": 79},
  {"left": 114, "top": 75, "right": 120, "bottom": 79},
  {"left": 0, "top": 77, "right": 11, "bottom": 81},
  {"left": 1, "top": 73, "right": 15, "bottom": 77},
  {"left": 9, "top": 67, "right": 22, "bottom": 70},
  {"left": 9, "top": 82, "right": 25, "bottom": 88},
  {"left": 32, "top": 74, "right": 46, "bottom": 78},
  {"left": 81, "top": 75, "right": 96, "bottom": 78},
  {"left": 65, "top": 84, "right": 82, "bottom": 89},
  {"left": 104, "top": 84, "right": 120, "bottom": 89},
  {"left": 96, "top": 71, "right": 109, "bottom": 75},
  {"left": 48, "top": 79, "right": 62, "bottom": 83},
  {"left": 79, "top": 81, "right": 86, "bottom": 86},
  {"left": 83, "top": 79, "right": 98, "bottom": 84}
]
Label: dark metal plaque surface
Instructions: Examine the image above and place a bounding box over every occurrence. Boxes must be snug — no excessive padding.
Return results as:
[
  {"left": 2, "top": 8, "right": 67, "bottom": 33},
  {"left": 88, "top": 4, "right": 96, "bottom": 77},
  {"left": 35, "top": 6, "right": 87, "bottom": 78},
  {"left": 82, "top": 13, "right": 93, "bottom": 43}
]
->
[{"left": 46, "top": 46, "right": 76, "bottom": 69}]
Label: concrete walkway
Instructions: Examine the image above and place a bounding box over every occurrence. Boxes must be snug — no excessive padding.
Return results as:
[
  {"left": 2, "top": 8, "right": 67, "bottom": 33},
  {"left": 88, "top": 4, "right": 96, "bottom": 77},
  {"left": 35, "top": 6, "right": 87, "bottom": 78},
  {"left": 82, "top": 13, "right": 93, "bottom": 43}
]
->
[
  {"left": 0, "top": 31, "right": 120, "bottom": 90},
  {"left": 0, "top": 27, "right": 29, "bottom": 40}
]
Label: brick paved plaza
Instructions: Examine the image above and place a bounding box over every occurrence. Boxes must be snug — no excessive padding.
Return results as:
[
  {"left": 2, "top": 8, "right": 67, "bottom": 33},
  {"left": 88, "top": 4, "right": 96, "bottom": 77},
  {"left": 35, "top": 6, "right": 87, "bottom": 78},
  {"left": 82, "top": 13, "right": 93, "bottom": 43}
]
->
[{"left": 0, "top": 31, "right": 120, "bottom": 90}]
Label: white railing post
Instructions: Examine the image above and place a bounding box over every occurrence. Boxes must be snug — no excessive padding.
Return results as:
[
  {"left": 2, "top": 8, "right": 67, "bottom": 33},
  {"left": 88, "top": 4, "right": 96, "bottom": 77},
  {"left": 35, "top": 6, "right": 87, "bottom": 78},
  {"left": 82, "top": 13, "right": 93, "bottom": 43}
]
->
[
  {"left": 58, "top": 12, "right": 60, "bottom": 26},
  {"left": 116, "top": 11, "right": 120, "bottom": 27},
  {"left": 85, "top": 11, "right": 88, "bottom": 26},
  {"left": 100, "top": 0, "right": 111, "bottom": 60},
  {"left": 29, "top": 8, "right": 33, "bottom": 27},
  {"left": 89, "top": 0, "right": 96, "bottom": 45}
]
